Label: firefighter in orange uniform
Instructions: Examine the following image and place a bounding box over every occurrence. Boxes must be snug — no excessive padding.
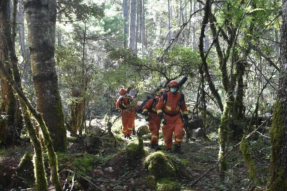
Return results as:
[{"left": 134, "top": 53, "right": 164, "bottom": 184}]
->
[
  {"left": 156, "top": 81, "right": 188, "bottom": 154},
  {"left": 141, "top": 90, "right": 165, "bottom": 150},
  {"left": 116, "top": 88, "right": 136, "bottom": 139}
]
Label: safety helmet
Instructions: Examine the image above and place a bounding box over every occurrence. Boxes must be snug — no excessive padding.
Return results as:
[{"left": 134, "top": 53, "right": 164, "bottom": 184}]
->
[
  {"left": 119, "top": 88, "right": 127, "bottom": 95},
  {"left": 168, "top": 80, "right": 179, "bottom": 88}
]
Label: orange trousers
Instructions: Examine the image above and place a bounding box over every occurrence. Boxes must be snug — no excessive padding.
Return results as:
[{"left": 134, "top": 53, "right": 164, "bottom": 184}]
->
[
  {"left": 148, "top": 113, "right": 161, "bottom": 144},
  {"left": 161, "top": 114, "right": 184, "bottom": 150},
  {"left": 121, "top": 110, "right": 135, "bottom": 136}
]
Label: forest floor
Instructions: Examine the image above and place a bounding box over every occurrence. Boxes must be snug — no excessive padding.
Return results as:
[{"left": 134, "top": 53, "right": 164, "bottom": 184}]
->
[{"left": 0, "top": 117, "right": 271, "bottom": 191}]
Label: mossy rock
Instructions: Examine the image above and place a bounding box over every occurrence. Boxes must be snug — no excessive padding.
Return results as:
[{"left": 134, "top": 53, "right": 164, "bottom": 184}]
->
[
  {"left": 126, "top": 141, "right": 145, "bottom": 161},
  {"left": 136, "top": 124, "right": 150, "bottom": 135},
  {"left": 156, "top": 178, "right": 181, "bottom": 191},
  {"left": 133, "top": 175, "right": 156, "bottom": 190},
  {"left": 144, "top": 151, "right": 176, "bottom": 179}
]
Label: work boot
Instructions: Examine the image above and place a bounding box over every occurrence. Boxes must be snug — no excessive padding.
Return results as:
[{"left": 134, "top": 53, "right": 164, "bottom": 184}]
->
[
  {"left": 132, "top": 128, "right": 136, "bottom": 135},
  {"left": 151, "top": 143, "right": 160, "bottom": 151},
  {"left": 174, "top": 144, "right": 184, "bottom": 155},
  {"left": 126, "top": 135, "right": 132, "bottom": 139}
]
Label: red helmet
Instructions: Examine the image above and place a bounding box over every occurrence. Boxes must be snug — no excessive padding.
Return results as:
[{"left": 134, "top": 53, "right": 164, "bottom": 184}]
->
[
  {"left": 119, "top": 88, "right": 127, "bottom": 95},
  {"left": 168, "top": 80, "right": 178, "bottom": 87}
]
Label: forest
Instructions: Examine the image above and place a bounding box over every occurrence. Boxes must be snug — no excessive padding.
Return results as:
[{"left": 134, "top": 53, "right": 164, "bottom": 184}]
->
[{"left": 0, "top": 0, "right": 286, "bottom": 190}]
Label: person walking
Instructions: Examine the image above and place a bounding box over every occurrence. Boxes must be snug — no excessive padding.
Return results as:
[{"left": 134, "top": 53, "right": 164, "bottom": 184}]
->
[
  {"left": 156, "top": 81, "right": 188, "bottom": 154},
  {"left": 116, "top": 88, "right": 136, "bottom": 139}
]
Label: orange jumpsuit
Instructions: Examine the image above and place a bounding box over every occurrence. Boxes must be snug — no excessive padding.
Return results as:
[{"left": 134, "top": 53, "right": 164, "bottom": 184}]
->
[
  {"left": 142, "top": 96, "right": 161, "bottom": 145},
  {"left": 156, "top": 91, "right": 188, "bottom": 150},
  {"left": 116, "top": 96, "right": 136, "bottom": 136}
]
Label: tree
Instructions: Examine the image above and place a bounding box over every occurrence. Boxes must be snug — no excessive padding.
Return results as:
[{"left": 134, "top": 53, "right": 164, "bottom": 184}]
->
[
  {"left": 141, "top": 0, "right": 146, "bottom": 55},
  {"left": 268, "top": 1, "right": 287, "bottom": 190},
  {"left": 123, "top": 0, "right": 129, "bottom": 48},
  {"left": 24, "top": 0, "right": 67, "bottom": 152},
  {"left": 129, "top": 0, "right": 137, "bottom": 52},
  {"left": 0, "top": 0, "right": 23, "bottom": 146}
]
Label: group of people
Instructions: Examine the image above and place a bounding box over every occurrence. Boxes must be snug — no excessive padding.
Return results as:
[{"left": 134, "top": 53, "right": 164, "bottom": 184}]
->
[{"left": 116, "top": 80, "right": 188, "bottom": 154}]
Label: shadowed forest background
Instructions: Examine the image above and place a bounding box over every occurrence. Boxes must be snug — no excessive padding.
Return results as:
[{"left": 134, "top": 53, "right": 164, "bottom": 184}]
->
[{"left": 0, "top": 0, "right": 287, "bottom": 190}]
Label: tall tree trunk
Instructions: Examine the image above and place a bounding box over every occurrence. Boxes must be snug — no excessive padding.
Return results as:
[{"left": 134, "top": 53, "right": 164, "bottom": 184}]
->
[
  {"left": 192, "top": 0, "right": 196, "bottom": 50},
  {"left": 137, "top": 0, "right": 141, "bottom": 53},
  {"left": 123, "top": 0, "right": 129, "bottom": 48},
  {"left": 268, "top": 1, "right": 287, "bottom": 190},
  {"left": 0, "top": 60, "right": 62, "bottom": 191},
  {"left": 0, "top": 0, "right": 21, "bottom": 145},
  {"left": 18, "top": 0, "right": 32, "bottom": 86},
  {"left": 199, "top": 0, "right": 223, "bottom": 111},
  {"left": 129, "top": 0, "right": 137, "bottom": 53},
  {"left": 24, "top": 0, "right": 67, "bottom": 152},
  {"left": 168, "top": 0, "right": 172, "bottom": 43},
  {"left": 57, "top": 1, "right": 62, "bottom": 46},
  {"left": 141, "top": 0, "right": 146, "bottom": 55}
]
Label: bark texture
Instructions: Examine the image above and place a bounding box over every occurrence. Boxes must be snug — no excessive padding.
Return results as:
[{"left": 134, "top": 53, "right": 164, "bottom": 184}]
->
[
  {"left": 268, "top": 1, "right": 287, "bottom": 190},
  {"left": 24, "top": 0, "right": 67, "bottom": 152},
  {"left": 129, "top": 0, "right": 137, "bottom": 52},
  {"left": 0, "top": 0, "right": 22, "bottom": 145},
  {"left": 123, "top": 0, "right": 128, "bottom": 48}
]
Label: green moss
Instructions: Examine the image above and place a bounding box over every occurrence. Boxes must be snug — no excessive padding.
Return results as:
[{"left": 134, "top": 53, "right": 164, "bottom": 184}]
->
[
  {"left": 240, "top": 136, "right": 256, "bottom": 180},
  {"left": 17, "top": 152, "right": 33, "bottom": 170},
  {"left": 126, "top": 140, "right": 145, "bottom": 161},
  {"left": 137, "top": 125, "right": 150, "bottom": 135},
  {"left": 268, "top": 99, "right": 287, "bottom": 190},
  {"left": 156, "top": 178, "right": 181, "bottom": 191},
  {"left": 268, "top": 170, "right": 287, "bottom": 191},
  {"left": 133, "top": 175, "right": 156, "bottom": 190},
  {"left": 218, "top": 101, "right": 230, "bottom": 177},
  {"left": 144, "top": 151, "right": 176, "bottom": 179},
  {"left": 57, "top": 153, "right": 103, "bottom": 177},
  {"left": 33, "top": 154, "right": 48, "bottom": 191},
  {"left": 53, "top": 90, "right": 67, "bottom": 152}
]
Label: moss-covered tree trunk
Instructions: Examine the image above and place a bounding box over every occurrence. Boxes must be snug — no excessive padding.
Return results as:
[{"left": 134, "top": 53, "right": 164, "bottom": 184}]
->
[
  {"left": 268, "top": 1, "right": 287, "bottom": 190},
  {"left": 0, "top": 61, "right": 62, "bottom": 191},
  {"left": 218, "top": 101, "right": 230, "bottom": 181},
  {"left": 23, "top": 106, "right": 48, "bottom": 191},
  {"left": 0, "top": 0, "right": 22, "bottom": 145},
  {"left": 24, "top": 0, "right": 67, "bottom": 152}
]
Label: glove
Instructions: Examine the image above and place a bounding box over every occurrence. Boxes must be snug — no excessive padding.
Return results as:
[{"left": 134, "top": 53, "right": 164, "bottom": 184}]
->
[
  {"left": 158, "top": 113, "right": 167, "bottom": 125},
  {"left": 161, "top": 117, "right": 167, "bottom": 125},
  {"left": 183, "top": 115, "right": 188, "bottom": 127},
  {"left": 183, "top": 115, "right": 188, "bottom": 123},
  {"left": 119, "top": 104, "right": 127, "bottom": 110},
  {"left": 142, "top": 110, "right": 148, "bottom": 116},
  {"left": 142, "top": 111, "right": 149, "bottom": 121}
]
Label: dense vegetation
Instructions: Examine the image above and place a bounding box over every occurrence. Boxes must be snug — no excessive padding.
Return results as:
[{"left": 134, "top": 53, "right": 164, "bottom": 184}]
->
[{"left": 0, "top": 0, "right": 285, "bottom": 190}]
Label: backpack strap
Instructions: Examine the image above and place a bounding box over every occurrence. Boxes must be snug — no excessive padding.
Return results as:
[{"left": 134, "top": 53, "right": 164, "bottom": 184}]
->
[
  {"left": 178, "top": 93, "right": 184, "bottom": 106},
  {"left": 163, "top": 92, "right": 184, "bottom": 106},
  {"left": 148, "top": 97, "right": 157, "bottom": 111}
]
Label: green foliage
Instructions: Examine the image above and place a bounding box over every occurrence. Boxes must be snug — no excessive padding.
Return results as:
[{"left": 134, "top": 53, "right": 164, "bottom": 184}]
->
[
  {"left": 156, "top": 178, "right": 181, "bottom": 191},
  {"left": 61, "top": 0, "right": 104, "bottom": 21},
  {"left": 126, "top": 141, "right": 146, "bottom": 161},
  {"left": 268, "top": 99, "right": 287, "bottom": 190},
  {"left": 58, "top": 153, "right": 102, "bottom": 177},
  {"left": 144, "top": 151, "right": 176, "bottom": 179},
  {"left": 240, "top": 136, "right": 256, "bottom": 180}
]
